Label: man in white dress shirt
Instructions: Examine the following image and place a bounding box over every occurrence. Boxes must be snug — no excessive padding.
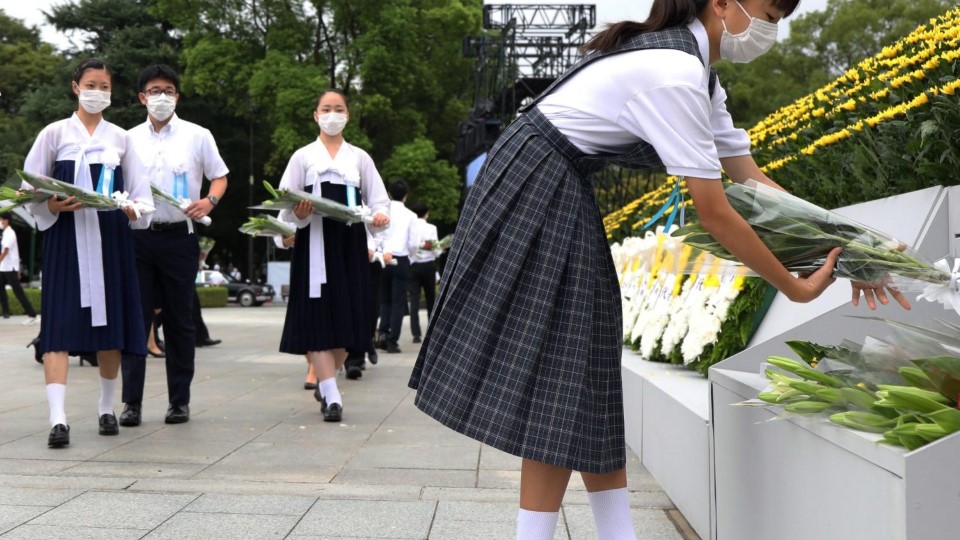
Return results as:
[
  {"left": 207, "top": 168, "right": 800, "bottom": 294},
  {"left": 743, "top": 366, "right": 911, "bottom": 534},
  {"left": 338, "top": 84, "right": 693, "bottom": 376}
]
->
[
  {"left": 376, "top": 180, "right": 419, "bottom": 354},
  {"left": 0, "top": 214, "right": 38, "bottom": 324},
  {"left": 120, "top": 64, "right": 229, "bottom": 426},
  {"left": 407, "top": 202, "right": 439, "bottom": 344}
]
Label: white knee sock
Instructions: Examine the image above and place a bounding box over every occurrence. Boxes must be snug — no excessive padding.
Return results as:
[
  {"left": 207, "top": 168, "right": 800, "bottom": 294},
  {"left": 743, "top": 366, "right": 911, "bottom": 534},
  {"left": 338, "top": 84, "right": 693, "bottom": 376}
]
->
[
  {"left": 46, "top": 383, "right": 67, "bottom": 427},
  {"left": 319, "top": 377, "right": 341, "bottom": 406},
  {"left": 516, "top": 509, "right": 559, "bottom": 540},
  {"left": 588, "top": 487, "right": 636, "bottom": 540},
  {"left": 99, "top": 377, "right": 116, "bottom": 416}
]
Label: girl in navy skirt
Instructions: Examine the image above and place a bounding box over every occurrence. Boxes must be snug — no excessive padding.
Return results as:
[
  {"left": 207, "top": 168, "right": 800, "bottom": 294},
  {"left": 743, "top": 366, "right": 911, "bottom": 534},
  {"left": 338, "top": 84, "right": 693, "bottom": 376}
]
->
[
  {"left": 24, "top": 59, "right": 153, "bottom": 448},
  {"left": 408, "top": 1, "right": 901, "bottom": 538},
  {"left": 277, "top": 90, "right": 390, "bottom": 422}
]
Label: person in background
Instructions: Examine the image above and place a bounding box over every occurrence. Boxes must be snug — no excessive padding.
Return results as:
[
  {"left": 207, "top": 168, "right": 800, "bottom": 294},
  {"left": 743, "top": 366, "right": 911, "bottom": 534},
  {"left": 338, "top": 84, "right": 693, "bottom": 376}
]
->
[
  {"left": 24, "top": 58, "right": 153, "bottom": 447},
  {"left": 121, "top": 64, "right": 229, "bottom": 427},
  {"left": 376, "top": 180, "right": 418, "bottom": 354},
  {"left": 276, "top": 89, "right": 390, "bottom": 422},
  {"left": 0, "top": 214, "right": 39, "bottom": 325},
  {"left": 406, "top": 202, "right": 439, "bottom": 344}
]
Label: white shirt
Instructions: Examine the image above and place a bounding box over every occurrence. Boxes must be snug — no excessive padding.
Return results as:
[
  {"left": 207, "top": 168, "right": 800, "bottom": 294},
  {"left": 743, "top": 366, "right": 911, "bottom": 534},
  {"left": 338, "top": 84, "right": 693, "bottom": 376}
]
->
[
  {"left": 410, "top": 218, "right": 439, "bottom": 264},
  {"left": 382, "top": 200, "right": 418, "bottom": 258},
  {"left": 23, "top": 114, "right": 153, "bottom": 231},
  {"left": 0, "top": 227, "right": 19, "bottom": 272},
  {"left": 537, "top": 19, "right": 750, "bottom": 179},
  {"left": 128, "top": 114, "right": 229, "bottom": 223}
]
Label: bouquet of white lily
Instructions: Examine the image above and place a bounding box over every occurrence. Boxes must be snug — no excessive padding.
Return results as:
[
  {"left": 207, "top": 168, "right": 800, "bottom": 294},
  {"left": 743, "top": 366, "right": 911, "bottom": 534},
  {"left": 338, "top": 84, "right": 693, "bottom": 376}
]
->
[
  {"left": 0, "top": 185, "right": 49, "bottom": 213},
  {"left": 239, "top": 215, "right": 296, "bottom": 238},
  {"left": 672, "top": 180, "right": 958, "bottom": 313},
  {"left": 255, "top": 181, "right": 373, "bottom": 225},
  {"left": 150, "top": 184, "right": 212, "bottom": 226},
  {"left": 16, "top": 170, "right": 155, "bottom": 218}
]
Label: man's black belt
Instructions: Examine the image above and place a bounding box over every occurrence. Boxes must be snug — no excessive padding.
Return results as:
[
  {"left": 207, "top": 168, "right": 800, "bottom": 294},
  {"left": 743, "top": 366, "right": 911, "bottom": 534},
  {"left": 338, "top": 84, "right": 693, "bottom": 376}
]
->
[{"left": 148, "top": 221, "right": 189, "bottom": 233}]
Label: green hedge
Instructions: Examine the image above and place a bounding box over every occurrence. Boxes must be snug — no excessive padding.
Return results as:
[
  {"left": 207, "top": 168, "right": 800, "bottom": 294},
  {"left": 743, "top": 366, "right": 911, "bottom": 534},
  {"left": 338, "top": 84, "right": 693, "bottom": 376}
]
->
[
  {"left": 2, "top": 286, "right": 228, "bottom": 314},
  {"left": 3, "top": 287, "right": 40, "bottom": 315},
  {"left": 196, "top": 286, "right": 228, "bottom": 308}
]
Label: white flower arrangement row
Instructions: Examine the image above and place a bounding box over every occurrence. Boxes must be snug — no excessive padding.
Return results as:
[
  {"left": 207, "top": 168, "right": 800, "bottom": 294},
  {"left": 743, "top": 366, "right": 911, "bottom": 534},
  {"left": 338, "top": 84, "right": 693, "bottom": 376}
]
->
[{"left": 611, "top": 227, "right": 747, "bottom": 365}]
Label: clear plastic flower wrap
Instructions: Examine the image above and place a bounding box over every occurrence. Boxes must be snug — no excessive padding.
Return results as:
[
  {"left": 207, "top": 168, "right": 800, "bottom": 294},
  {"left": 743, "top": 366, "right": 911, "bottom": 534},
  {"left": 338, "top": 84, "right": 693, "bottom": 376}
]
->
[
  {"left": 669, "top": 180, "right": 958, "bottom": 313},
  {"left": 239, "top": 214, "right": 296, "bottom": 238},
  {"left": 17, "top": 170, "right": 155, "bottom": 217},
  {"left": 740, "top": 317, "right": 960, "bottom": 450},
  {"left": 150, "top": 184, "right": 212, "bottom": 226},
  {"left": 253, "top": 181, "right": 373, "bottom": 225}
]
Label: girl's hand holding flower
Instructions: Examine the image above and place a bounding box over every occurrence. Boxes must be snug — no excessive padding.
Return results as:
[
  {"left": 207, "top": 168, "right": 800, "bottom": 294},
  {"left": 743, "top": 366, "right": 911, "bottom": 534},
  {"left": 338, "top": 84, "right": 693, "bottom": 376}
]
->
[
  {"left": 293, "top": 199, "right": 313, "bottom": 220},
  {"left": 48, "top": 195, "right": 82, "bottom": 214}
]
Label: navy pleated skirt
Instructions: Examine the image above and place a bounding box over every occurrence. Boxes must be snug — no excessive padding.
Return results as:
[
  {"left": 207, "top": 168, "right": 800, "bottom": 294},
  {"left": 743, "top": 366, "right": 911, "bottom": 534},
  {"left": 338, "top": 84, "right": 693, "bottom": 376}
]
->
[
  {"left": 408, "top": 109, "right": 625, "bottom": 474},
  {"left": 279, "top": 183, "right": 371, "bottom": 354},
  {"left": 39, "top": 160, "right": 147, "bottom": 357}
]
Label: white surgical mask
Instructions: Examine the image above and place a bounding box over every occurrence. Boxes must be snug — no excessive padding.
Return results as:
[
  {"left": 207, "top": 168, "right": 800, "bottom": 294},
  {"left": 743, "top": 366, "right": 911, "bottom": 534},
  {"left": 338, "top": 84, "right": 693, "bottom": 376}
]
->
[
  {"left": 719, "top": 1, "right": 779, "bottom": 64},
  {"left": 317, "top": 112, "right": 348, "bottom": 136},
  {"left": 146, "top": 94, "right": 177, "bottom": 122},
  {"left": 77, "top": 89, "right": 111, "bottom": 114}
]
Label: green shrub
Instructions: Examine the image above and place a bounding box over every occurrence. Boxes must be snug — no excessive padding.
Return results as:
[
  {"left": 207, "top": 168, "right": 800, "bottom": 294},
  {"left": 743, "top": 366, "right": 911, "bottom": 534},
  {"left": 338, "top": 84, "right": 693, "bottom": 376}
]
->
[
  {"left": 196, "top": 286, "right": 228, "bottom": 308},
  {"left": 2, "top": 287, "right": 41, "bottom": 315}
]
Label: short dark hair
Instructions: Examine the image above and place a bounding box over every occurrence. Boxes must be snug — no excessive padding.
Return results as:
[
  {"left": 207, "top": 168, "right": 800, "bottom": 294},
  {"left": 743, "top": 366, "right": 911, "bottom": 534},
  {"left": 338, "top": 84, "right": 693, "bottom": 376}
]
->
[
  {"left": 388, "top": 179, "right": 409, "bottom": 201},
  {"left": 73, "top": 58, "right": 111, "bottom": 84},
  {"left": 0, "top": 214, "right": 10, "bottom": 223},
  {"left": 410, "top": 202, "right": 429, "bottom": 218},
  {"left": 138, "top": 64, "right": 180, "bottom": 93},
  {"left": 316, "top": 88, "right": 349, "bottom": 109}
]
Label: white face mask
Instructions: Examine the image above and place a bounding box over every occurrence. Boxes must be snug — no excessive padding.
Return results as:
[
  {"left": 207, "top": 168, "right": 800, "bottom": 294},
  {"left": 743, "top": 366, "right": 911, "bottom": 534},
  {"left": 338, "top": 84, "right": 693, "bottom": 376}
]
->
[
  {"left": 146, "top": 94, "right": 177, "bottom": 122},
  {"left": 719, "top": 1, "right": 779, "bottom": 64},
  {"left": 317, "top": 112, "right": 348, "bottom": 136},
  {"left": 77, "top": 89, "right": 111, "bottom": 114}
]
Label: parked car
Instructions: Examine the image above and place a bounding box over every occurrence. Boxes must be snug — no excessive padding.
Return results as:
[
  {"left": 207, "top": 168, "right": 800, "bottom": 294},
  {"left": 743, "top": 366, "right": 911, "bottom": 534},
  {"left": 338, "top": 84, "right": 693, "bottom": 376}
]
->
[{"left": 196, "top": 270, "right": 274, "bottom": 307}]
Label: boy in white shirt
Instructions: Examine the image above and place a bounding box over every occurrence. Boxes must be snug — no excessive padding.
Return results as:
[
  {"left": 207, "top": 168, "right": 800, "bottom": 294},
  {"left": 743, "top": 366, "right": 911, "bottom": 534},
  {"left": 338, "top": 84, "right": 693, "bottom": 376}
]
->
[
  {"left": 376, "top": 180, "right": 418, "bottom": 353},
  {"left": 0, "top": 215, "right": 39, "bottom": 324}
]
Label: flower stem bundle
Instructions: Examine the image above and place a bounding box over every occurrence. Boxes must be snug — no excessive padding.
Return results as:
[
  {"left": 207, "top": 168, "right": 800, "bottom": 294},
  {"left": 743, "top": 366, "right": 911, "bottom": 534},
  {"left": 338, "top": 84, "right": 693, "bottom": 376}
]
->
[
  {"left": 257, "top": 181, "right": 371, "bottom": 225},
  {"left": 239, "top": 215, "right": 296, "bottom": 238}
]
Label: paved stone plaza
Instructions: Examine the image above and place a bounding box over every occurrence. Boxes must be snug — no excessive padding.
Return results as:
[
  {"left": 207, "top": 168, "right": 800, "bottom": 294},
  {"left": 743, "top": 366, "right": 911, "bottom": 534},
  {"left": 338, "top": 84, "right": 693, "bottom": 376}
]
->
[{"left": 0, "top": 304, "right": 697, "bottom": 539}]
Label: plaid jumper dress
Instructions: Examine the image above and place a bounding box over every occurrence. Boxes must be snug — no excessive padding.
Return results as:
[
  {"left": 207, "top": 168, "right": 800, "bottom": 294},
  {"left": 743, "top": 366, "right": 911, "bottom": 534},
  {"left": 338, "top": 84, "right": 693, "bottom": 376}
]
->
[{"left": 409, "top": 26, "right": 719, "bottom": 474}]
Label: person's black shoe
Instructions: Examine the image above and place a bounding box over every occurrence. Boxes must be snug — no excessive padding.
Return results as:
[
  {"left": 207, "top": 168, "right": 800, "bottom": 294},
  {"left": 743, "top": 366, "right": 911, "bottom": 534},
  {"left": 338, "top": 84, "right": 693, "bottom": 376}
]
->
[
  {"left": 374, "top": 339, "right": 387, "bottom": 350},
  {"left": 2, "top": 313, "right": 9, "bottom": 319},
  {"left": 360, "top": 363, "right": 366, "bottom": 371},
  {"left": 368, "top": 350, "right": 378, "bottom": 365},
  {"left": 304, "top": 381, "right": 318, "bottom": 390},
  {"left": 156, "top": 339, "right": 166, "bottom": 353},
  {"left": 79, "top": 353, "right": 98, "bottom": 367},
  {"left": 412, "top": 336, "right": 422, "bottom": 344},
  {"left": 119, "top": 403, "right": 142, "bottom": 427},
  {"left": 315, "top": 390, "right": 328, "bottom": 414},
  {"left": 147, "top": 348, "right": 165, "bottom": 358},
  {"left": 323, "top": 403, "right": 342, "bottom": 422},
  {"left": 165, "top": 404, "right": 190, "bottom": 424},
  {"left": 27, "top": 336, "right": 43, "bottom": 364},
  {"left": 196, "top": 338, "right": 222, "bottom": 347},
  {"left": 99, "top": 413, "right": 119, "bottom": 436},
  {"left": 48, "top": 424, "right": 70, "bottom": 447},
  {"left": 345, "top": 365, "right": 362, "bottom": 380},
  {"left": 386, "top": 345, "right": 401, "bottom": 354}
]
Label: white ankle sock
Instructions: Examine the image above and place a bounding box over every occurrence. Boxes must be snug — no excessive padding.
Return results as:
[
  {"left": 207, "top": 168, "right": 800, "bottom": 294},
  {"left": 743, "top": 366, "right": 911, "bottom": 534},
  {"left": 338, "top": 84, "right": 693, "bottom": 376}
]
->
[
  {"left": 588, "top": 487, "right": 636, "bottom": 540},
  {"left": 46, "top": 383, "right": 67, "bottom": 427},
  {"left": 99, "top": 377, "right": 116, "bottom": 416},
  {"left": 516, "top": 508, "right": 559, "bottom": 540},
  {"left": 319, "top": 377, "right": 341, "bottom": 406}
]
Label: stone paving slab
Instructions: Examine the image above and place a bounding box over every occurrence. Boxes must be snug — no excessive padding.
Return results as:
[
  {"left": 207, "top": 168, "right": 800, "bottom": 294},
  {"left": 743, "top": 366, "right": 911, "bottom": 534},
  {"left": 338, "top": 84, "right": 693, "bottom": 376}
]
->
[{"left": 0, "top": 305, "right": 699, "bottom": 539}]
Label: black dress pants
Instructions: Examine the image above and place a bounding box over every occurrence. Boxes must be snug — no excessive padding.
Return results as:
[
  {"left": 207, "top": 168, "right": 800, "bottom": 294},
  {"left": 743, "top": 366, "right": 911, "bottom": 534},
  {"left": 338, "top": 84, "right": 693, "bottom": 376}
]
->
[
  {"left": 378, "top": 256, "right": 410, "bottom": 348},
  {"left": 0, "top": 271, "right": 37, "bottom": 317},
  {"left": 407, "top": 260, "right": 436, "bottom": 338},
  {"left": 122, "top": 227, "right": 199, "bottom": 406}
]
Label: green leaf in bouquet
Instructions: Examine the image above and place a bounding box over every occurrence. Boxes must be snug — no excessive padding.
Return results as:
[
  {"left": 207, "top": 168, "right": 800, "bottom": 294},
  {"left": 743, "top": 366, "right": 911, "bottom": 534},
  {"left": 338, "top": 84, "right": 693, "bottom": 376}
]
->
[
  {"left": 910, "top": 356, "right": 960, "bottom": 403},
  {"left": 922, "top": 408, "right": 960, "bottom": 433},
  {"left": 784, "top": 400, "right": 835, "bottom": 414},
  {"left": 829, "top": 411, "right": 897, "bottom": 434},
  {"left": 898, "top": 366, "right": 939, "bottom": 392}
]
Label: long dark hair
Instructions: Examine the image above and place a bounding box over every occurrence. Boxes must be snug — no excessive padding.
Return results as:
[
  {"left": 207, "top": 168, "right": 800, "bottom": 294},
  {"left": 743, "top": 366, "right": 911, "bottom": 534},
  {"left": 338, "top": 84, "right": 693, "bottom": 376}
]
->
[{"left": 584, "top": 0, "right": 801, "bottom": 53}]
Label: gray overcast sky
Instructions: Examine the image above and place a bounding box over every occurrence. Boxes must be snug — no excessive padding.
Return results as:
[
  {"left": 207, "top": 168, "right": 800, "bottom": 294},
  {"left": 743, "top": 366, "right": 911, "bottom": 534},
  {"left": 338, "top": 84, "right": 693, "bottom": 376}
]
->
[{"left": 4, "top": 0, "right": 831, "bottom": 49}]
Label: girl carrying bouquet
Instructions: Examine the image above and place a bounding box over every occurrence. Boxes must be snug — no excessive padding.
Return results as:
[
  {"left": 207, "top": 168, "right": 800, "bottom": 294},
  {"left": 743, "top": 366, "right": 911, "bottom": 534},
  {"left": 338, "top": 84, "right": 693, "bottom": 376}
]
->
[{"left": 24, "top": 58, "right": 153, "bottom": 448}]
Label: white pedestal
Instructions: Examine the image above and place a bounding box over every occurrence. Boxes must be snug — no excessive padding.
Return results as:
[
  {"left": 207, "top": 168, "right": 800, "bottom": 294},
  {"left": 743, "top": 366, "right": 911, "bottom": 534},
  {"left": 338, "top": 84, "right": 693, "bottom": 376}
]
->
[{"left": 622, "top": 353, "right": 713, "bottom": 539}]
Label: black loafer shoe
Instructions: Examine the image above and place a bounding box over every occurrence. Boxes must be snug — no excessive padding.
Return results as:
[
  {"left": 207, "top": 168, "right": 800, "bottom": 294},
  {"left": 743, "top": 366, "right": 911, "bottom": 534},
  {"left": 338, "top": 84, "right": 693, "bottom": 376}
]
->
[
  {"left": 412, "top": 336, "right": 422, "bottom": 344},
  {"left": 374, "top": 340, "right": 387, "bottom": 350},
  {"left": 165, "top": 404, "right": 190, "bottom": 424},
  {"left": 345, "top": 365, "right": 362, "bottom": 380},
  {"left": 196, "top": 338, "right": 222, "bottom": 347},
  {"left": 119, "top": 403, "right": 141, "bottom": 427},
  {"left": 323, "top": 403, "right": 342, "bottom": 422},
  {"left": 99, "top": 413, "right": 119, "bottom": 436},
  {"left": 368, "top": 351, "right": 378, "bottom": 365},
  {"left": 304, "top": 381, "right": 318, "bottom": 390},
  {"left": 386, "top": 345, "right": 401, "bottom": 354},
  {"left": 314, "top": 387, "right": 326, "bottom": 413},
  {"left": 48, "top": 424, "right": 70, "bottom": 447}
]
